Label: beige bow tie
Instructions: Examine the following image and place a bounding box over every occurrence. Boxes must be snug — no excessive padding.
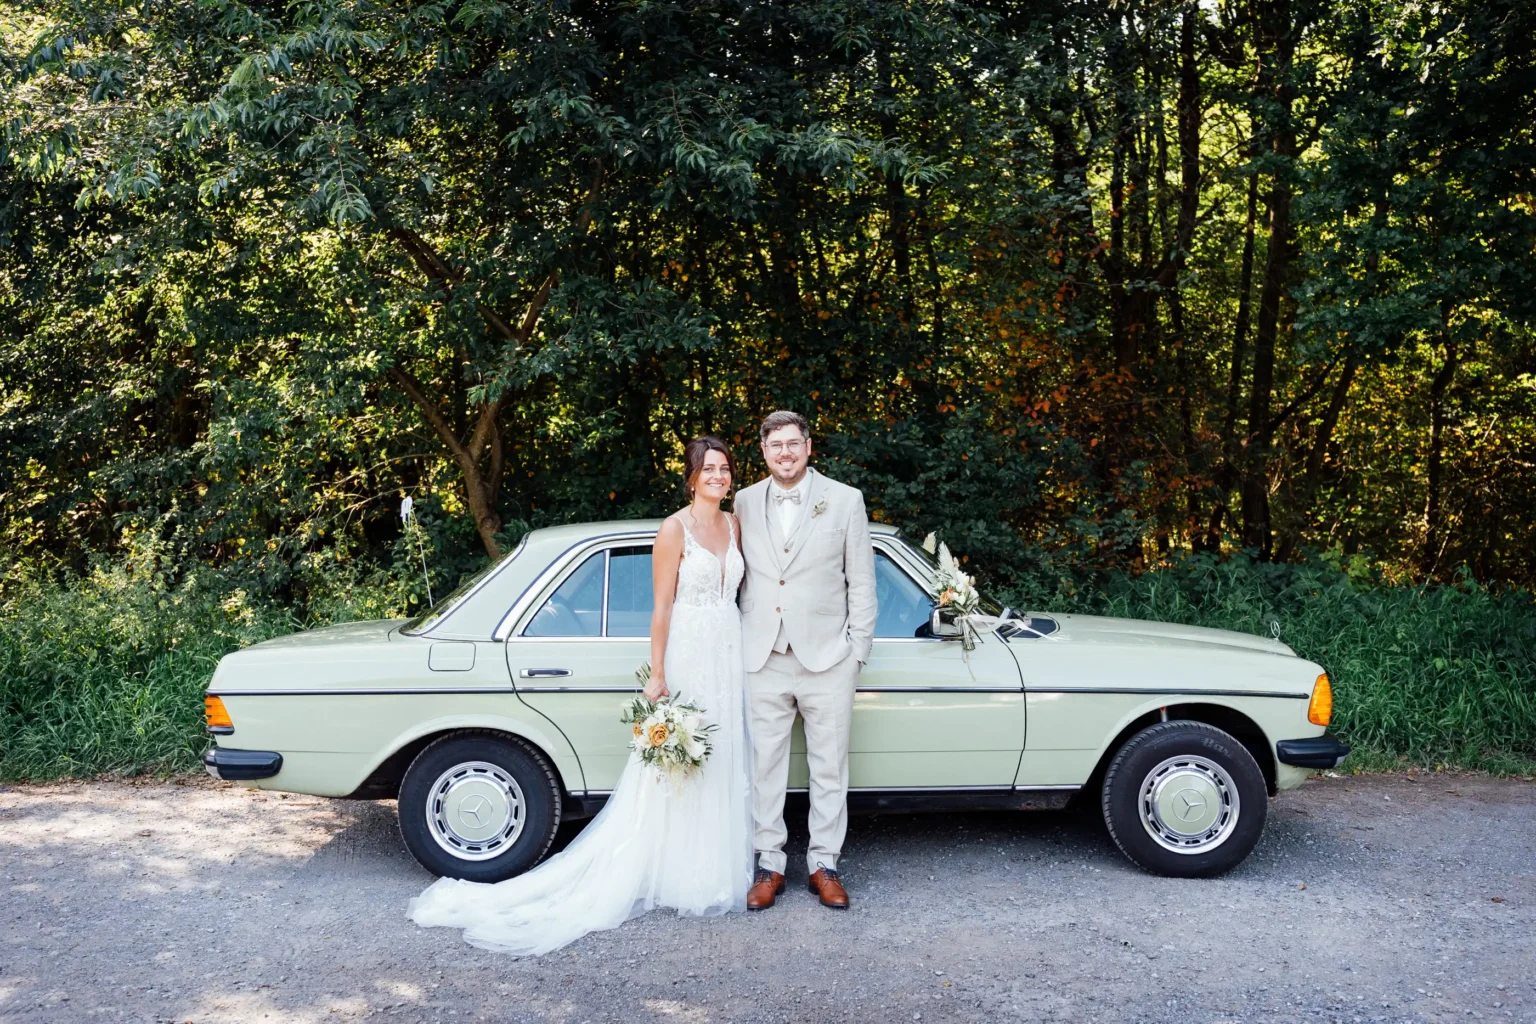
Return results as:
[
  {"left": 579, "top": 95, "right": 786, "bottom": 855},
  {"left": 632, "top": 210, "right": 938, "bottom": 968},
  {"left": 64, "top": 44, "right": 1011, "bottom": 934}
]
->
[{"left": 772, "top": 489, "right": 802, "bottom": 505}]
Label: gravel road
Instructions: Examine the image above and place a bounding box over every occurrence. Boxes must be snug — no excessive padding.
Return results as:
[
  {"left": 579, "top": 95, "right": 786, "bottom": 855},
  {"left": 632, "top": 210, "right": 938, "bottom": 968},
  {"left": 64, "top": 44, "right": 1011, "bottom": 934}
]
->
[{"left": 1, "top": 773, "right": 1532, "bottom": 1024}]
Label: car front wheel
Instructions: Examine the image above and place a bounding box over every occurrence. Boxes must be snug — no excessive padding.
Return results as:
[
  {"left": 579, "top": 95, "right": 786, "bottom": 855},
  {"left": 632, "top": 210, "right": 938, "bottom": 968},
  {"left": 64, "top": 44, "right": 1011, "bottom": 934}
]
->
[
  {"left": 398, "top": 733, "right": 562, "bottom": 882},
  {"left": 1101, "top": 721, "right": 1268, "bottom": 878}
]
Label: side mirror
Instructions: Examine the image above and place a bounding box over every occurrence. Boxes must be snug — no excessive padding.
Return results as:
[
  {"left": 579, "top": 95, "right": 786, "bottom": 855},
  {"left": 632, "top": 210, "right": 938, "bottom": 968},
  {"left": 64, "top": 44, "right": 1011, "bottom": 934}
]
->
[{"left": 929, "top": 607, "right": 963, "bottom": 638}]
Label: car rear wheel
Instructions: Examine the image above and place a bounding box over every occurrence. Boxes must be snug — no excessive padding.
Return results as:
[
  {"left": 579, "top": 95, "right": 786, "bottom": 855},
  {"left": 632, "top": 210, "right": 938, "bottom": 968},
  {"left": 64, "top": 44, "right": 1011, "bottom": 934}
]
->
[
  {"left": 1101, "top": 721, "right": 1267, "bottom": 878},
  {"left": 398, "top": 733, "right": 562, "bottom": 882}
]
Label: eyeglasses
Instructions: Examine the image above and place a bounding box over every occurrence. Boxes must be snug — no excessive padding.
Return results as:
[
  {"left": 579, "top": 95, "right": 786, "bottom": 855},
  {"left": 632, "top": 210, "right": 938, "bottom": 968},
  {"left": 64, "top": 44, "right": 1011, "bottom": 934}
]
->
[{"left": 764, "top": 439, "right": 807, "bottom": 454}]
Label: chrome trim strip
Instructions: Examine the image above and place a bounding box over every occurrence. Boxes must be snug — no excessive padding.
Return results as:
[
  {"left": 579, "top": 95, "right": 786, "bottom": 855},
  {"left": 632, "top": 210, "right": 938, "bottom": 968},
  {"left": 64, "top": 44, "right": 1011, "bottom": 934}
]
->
[
  {"left": 600, "top": 550, "right": 611, "bottom": 638},
  {"left": 847, "top": 792, "right": 1013, "bottom": 798},
  {"left": 856, "top": 686, "right": 1022, "bottom": 693},
  {"left": 582, "top": 783, "right": 1080, "bottom": 798},
  {"left": 513, "top": 687, "right": 638, "bottom": 696},
  {"left": 208, "top": 687, "right": 517, "bottom": 696},
  {"left": 1026, "top": 687, "right": 1311, "bottom": 700},
  {"left": 505, "top": 635, "right": 648, "bottom": 644},
  {"left": 784, "top": 784, "right": 1081, "bottom": 794}
]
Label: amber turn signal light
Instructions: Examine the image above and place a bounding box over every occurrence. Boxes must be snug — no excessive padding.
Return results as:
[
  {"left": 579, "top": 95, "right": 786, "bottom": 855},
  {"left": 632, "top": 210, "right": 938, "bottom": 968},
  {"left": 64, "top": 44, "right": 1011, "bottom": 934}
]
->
[
  {"left": 1308, "top": 673, "right": 1333, "bottom": 727},
  {"left": 204, "top": 695, "right": 233, "bottom": 731}
]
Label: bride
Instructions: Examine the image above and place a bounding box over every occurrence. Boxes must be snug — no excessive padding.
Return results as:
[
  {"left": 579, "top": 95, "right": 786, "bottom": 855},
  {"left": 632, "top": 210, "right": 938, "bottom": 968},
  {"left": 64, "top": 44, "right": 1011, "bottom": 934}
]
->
[{"left": 408, "top": 436, "right": 753, "bottom": 954}]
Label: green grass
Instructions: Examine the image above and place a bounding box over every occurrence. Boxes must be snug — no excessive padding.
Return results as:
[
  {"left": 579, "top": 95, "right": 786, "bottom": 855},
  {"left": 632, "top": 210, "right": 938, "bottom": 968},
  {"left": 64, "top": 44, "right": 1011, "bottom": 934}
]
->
[
  {"left": 2, "top": 551, "right": 1533, "bottom": 781},
  {"left": 0, "top": 566, "right": 299, "bottom": 779}
]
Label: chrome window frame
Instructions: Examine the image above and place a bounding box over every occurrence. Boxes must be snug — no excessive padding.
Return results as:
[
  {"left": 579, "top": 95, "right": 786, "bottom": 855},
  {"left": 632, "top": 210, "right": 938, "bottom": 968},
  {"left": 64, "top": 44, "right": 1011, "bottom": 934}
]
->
[
  {"left": 599, "top": 549, "right": 610, "bottom": 637},
  {"left": 495, "top": 529, "right": 658, "bottom": 642},
  {"left": 497, "top": 530, "right": 941, "bottom": 643}
]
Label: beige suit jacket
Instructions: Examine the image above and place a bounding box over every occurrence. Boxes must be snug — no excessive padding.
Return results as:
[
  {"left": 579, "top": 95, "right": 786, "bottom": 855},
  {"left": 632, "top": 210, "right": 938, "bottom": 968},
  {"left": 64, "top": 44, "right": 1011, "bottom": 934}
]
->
[{"left": 736, "top": 467, "right": 877, "bottom": 674}]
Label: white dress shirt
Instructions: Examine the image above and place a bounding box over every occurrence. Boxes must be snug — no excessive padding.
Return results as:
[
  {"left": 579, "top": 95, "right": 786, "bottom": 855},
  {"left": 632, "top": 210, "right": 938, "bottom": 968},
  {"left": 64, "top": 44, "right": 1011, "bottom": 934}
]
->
[{"left": 770, "top": 475, "right": 806, "bottom": 537}]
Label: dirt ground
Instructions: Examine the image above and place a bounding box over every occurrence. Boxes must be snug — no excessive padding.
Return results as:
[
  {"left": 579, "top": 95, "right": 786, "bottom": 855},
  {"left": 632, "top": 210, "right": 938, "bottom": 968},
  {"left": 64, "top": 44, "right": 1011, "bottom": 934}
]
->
[{"left": 1, "top": 772, "right": 1532, "bottom": 1024}]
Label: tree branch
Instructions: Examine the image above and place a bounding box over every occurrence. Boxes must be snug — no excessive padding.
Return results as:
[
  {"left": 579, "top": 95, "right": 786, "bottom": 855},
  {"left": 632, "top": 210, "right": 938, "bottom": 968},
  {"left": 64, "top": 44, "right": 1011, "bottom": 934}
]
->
[
  {"left": 388, "top": 226, "right": 520, "bottom": 343},
  {"left": 388, "top": 365, "right": 469, "bottom": 465},
  {"left": 1267, "top": 357, "right": 1340, "bottom": 437}
]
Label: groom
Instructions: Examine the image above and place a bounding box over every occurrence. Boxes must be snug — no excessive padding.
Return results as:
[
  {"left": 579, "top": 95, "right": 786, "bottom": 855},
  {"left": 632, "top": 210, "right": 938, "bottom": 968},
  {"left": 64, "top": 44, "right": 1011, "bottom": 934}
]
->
[{"left": 735, "top": 411, "right": 876, "bottom": 909}]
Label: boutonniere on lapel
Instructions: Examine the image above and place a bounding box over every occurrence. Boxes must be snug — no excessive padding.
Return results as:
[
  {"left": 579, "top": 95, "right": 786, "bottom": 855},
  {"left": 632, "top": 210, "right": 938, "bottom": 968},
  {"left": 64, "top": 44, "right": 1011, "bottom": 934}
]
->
[{"left": 811, "top": 498, "right": 828, "bottom": 518}]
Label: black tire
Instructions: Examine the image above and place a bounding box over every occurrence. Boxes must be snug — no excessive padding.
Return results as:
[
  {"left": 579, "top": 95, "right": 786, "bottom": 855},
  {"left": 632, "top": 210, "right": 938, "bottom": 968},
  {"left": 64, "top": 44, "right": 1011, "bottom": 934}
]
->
[
  {"left": 1101, "top": 721, "right": 1267, "bottom": 878},
  {"left": 398, "top": 732, "right": 562, "bottom": 882}
]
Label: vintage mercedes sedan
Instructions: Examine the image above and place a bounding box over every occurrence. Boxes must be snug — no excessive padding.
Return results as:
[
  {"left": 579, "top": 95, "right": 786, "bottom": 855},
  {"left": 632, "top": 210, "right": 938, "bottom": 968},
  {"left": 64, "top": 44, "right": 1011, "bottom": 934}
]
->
[{"left": 203, "top": 520, "right": 1347, "bottom": 880}]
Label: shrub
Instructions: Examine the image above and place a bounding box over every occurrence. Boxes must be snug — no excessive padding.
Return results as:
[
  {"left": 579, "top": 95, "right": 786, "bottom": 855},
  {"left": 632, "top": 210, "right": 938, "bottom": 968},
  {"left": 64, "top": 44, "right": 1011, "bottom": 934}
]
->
[{"left": 0, "top": 562, "right": 294, "bottom": 779}]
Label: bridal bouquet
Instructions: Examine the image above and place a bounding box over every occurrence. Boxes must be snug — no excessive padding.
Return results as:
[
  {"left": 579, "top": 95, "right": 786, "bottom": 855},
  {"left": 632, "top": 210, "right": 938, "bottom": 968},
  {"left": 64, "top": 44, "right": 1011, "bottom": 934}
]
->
[
  {"left": 620, "top": 663, "right": 716, "bottom": 780},
  {"left": 923, "top": 532, "right": 983, "bottom": 652}
]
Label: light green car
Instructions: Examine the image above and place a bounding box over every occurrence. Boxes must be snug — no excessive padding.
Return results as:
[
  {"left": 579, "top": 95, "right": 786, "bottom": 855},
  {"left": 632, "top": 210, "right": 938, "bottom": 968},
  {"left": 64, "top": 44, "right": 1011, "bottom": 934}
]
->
[{"left": 204, "top": 520, "right": 1347, "bottom": 880}]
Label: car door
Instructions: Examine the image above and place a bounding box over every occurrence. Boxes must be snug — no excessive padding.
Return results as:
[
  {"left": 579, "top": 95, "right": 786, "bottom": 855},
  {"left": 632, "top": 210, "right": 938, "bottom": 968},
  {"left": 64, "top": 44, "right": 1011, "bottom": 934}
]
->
[
  {"left": 507, "top": 543, "right": 653, "bottom": 793},
  {"left": 848, "top": 547, "right": 1027, "bottom": 790}
]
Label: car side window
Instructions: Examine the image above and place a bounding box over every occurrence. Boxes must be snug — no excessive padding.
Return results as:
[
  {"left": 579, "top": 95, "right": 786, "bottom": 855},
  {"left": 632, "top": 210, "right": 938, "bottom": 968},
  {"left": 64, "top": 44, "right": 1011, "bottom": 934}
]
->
[
  {"left": 606, "top": 546, "right": 654, "bottom": 637},
  {"left": 523, "top": 551, "right": 605, "bottom": 637},
  {"left": 874, "top": 552, "right": 933, "bottom": 638}
]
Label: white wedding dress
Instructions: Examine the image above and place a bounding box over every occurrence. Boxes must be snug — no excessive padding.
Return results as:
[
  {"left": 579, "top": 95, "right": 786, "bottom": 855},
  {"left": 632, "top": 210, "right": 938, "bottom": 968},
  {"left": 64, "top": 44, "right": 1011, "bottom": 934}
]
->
[{"left": 408, "top": 517, "right": 753, "bottom": 955}]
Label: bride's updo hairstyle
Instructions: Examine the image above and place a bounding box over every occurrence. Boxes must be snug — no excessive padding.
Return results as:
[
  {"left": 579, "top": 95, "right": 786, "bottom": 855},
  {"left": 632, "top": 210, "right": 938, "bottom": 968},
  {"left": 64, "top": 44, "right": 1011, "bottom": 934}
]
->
[{"left": 683, "top": 435, "right": 736, "bottom": 499}]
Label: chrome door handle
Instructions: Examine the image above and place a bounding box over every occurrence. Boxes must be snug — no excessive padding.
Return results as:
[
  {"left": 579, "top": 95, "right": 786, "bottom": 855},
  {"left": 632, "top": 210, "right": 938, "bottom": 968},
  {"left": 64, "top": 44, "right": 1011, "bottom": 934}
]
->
[{"left": 519, "top": 668, "right": 572, "bottom": 678}]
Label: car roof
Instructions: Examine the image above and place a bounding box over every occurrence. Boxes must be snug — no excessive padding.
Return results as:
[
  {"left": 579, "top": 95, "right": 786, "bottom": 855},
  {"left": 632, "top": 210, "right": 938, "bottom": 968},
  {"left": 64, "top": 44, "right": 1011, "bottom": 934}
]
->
[{"left": 520, "top": 517, "right": 903, "bottom": 545}]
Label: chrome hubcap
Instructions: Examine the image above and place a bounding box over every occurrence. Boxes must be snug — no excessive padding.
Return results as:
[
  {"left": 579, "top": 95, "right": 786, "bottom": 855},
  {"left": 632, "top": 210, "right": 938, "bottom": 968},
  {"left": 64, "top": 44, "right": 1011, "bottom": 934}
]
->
[
  {"left": 1138, "top": 754, "right": 1240, "bottom": 854},
  {"left": 426, "top": 761, "right": 525, "bottom": 861}
]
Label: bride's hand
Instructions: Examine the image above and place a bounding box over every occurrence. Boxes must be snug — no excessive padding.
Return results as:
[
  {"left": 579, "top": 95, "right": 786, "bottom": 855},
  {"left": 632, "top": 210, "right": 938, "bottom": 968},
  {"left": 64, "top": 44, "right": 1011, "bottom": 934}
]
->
[{"left": 644, "top": 674, "right": 670, "bottom": 702}]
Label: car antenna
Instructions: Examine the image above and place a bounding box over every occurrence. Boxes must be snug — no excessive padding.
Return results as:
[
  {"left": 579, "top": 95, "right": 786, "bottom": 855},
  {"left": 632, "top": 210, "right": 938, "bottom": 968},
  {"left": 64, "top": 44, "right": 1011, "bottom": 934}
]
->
[{"left": 401, "top": 495, "right": 434, "bottom": 607}]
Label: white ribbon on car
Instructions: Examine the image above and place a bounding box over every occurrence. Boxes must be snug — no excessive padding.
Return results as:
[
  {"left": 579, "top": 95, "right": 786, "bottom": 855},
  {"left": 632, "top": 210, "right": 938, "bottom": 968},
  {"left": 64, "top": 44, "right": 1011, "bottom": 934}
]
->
[{"left": 944, "top": 611, "right": 1062, "bottom": 657}]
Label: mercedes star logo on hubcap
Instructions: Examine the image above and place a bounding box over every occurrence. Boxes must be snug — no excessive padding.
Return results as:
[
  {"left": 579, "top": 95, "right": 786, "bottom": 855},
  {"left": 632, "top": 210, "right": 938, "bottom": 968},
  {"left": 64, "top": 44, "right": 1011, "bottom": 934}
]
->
[
  {"left": 459, "top": 794, "right": 492, "bottom": 828},
  {"left": 1176, "top": 789, "right": 1206, "bottom": 820}
]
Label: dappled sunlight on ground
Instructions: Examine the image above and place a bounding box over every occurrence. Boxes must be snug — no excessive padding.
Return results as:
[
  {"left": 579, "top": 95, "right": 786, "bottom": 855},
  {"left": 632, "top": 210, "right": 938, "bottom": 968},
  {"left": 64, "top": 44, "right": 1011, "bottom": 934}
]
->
[
  {"left": 643, "top": 998, "right": 716, "bottom": 1021},
  {"left": 0, "top": 775, "right": 1532, "bottom": 1022},
  {"left": 0, "top": 778, "right": 372, "bottom": 888}
]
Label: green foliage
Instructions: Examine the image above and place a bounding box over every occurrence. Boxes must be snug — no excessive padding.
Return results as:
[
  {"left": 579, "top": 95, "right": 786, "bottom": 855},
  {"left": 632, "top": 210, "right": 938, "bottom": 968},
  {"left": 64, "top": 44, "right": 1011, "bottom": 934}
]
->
[
  {"left": 2, "top": 0, "right": 1533, "bottom": 587},
  {"left": 1, "top": 1, "right": 1534, "bottom": 778},
  {"left": 0, "top": 559, "right": 291, "bottom": 779},
  {"left": 0, "top": 540, "right": 456, "bottom": 779}
]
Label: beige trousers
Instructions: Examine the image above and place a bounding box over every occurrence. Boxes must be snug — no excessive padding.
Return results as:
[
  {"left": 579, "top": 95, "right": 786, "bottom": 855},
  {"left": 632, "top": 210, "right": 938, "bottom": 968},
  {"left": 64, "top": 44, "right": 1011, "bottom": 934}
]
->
[{"left": 748, "top": 649, "right": 859, "bottom": 875}]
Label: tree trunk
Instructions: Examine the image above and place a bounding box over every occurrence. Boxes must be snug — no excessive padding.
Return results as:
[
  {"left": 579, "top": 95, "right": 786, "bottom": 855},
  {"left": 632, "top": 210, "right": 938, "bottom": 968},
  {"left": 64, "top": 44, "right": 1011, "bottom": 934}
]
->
[
  {"left": 1423, "top": 318, "right": 1459, "bottom": 576},
  {"left": 1205, "top": 168, "right": 1260, "bottom": 548},
  {"left": 1304, "top": 353, "right": 1359, "bottom": 485},
  {"left": 1240, "top": 0, "right": 1298, "bottom": 557},
  {"left": 378, "top": 172, "right": 601, "bottom": 560},
  {"left": 1273, "top": 353, "right": 1359, "bottom": 562},
  {"left": 389, "top": 367, "right": 507, "bottom": 561}
]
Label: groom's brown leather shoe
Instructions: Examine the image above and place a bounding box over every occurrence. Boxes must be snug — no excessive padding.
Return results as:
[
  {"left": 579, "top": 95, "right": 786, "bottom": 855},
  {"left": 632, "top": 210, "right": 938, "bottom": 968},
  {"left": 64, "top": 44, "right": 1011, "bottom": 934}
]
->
[
  {"left": 747, "top": 869, "right": 785, "bottom": 910},
  {"left": 808, "top": 867, "right": 849, "bottom": 908}
]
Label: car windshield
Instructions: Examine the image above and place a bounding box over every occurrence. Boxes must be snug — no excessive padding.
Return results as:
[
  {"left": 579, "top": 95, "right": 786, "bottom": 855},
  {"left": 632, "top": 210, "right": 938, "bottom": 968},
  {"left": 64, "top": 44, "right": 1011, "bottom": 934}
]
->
[{"left": 399, "top": 538, "right": 524, "bottom": 635}]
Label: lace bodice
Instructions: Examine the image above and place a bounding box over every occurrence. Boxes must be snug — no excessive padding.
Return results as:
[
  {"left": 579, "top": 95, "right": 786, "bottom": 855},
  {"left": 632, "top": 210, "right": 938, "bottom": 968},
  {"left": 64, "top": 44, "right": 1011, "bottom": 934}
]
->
[{"left": 676, "top": 515, "right": 745, "bottom": 608}]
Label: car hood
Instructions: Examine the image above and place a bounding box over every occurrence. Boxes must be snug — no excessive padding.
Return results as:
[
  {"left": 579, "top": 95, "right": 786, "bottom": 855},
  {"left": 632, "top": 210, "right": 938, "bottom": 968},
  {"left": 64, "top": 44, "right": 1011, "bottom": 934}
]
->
[
  {"left": 1043, "top": 613, "right": 1296, "bottom": 657},
  {"left": 243, "top": 618, "right": 406, "bottom": 651}
]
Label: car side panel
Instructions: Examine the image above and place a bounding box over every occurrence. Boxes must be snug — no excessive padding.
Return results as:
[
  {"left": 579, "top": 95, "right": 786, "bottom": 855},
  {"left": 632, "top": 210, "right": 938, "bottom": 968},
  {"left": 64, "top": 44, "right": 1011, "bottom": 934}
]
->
[
  {"left": 851, "top": 634, "right": 1025, "bottom": 788},
  {"left": 1015, "top": 690, "right": 1322, "bottom": 789},
  {"left": 211, "top": 638, "right": 584, "bottom": 797},
  {"left": 214, "top": 694, "right": 584, "bottom": 797}
]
